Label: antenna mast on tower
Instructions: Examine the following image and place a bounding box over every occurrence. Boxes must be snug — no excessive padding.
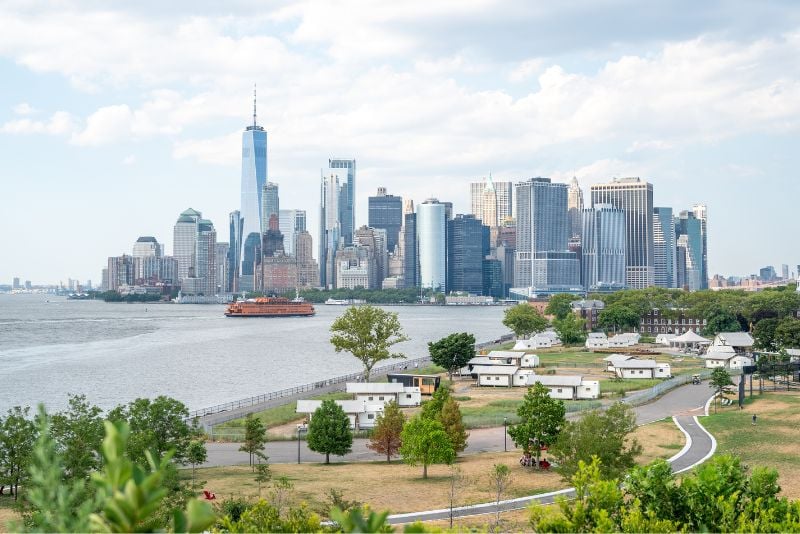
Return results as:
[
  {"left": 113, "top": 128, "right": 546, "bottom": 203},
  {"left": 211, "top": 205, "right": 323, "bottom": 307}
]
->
[{"left": 253, "top": 84, "right": 257, "bottom": 127}]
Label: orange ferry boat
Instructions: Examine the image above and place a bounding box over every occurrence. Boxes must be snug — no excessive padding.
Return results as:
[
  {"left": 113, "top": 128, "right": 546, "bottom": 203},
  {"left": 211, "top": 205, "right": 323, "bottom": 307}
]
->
[{"left": 224, "top": 296, "right": 315, "bottom": 317}]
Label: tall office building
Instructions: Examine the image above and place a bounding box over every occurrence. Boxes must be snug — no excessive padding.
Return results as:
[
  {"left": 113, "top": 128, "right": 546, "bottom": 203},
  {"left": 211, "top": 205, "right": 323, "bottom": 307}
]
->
[
  {"left": 173, "top": 208, "right": 201, "bottom": 284},
  {"left": 319, "top": 170, "right": 341, "bottom": 289},
  {"left": 368, "top": 187, "right": 403, "bottom": 252},
  {"left": 329, "top": 158, "right": 356, "bottom": 246},
  {"left": 470, "top": 175, "right": 513, "bottom": 227},
  {"left": 692, "top": 204, "right": 708, "bottom": 288},
  {"left": 107, "top": 255, "right": 136, "bottom": 291},
  {"left": 567, "top": 177, "right": 584, "bottom": 241},
  {"left": 653, "top": 207, "right": 677, "bottom": 288},
  {"left": 447, "top": 214, "right": 488, "bottom": 294},
  {"left": 295, "top": 230, "right": 320, "bottom": 288},
  {"left": 262, "top": 214, "right": 284, "bottom": 258},
  {"left": 216, "top": 243, "right": 230, "bottom": 293},
  {"left": 185, "top": 218, "right": 216, "bottom": 296},
  {"left": 132, "top": 236, "right": 161, "bottom": 279},
  {"left": 278, "top": 209, "right": 306, "bottom": 256},
  {"left": 676, "top": 210, "right": 704, "bottom": 291},
  {"left": 590, "top": 177, "right": 654, "bottom": 289},
  {"left": 513, "top": 178, "right": 580, "bottom": 295},
  {"left": 240, "top": 89, "right": 268, "bottom": 273},
  {"left": 355, "top": 226, "right": 388, "bottom": 287},
  {"left": 403, "top": 212, "right": 418, "bottom": 288},
  {"left": 581, "top": 204, "right": 626, "bottom": 292},
  {"left": 417, "top": 199, "right": 447, "bottom": 291},
  {"left": 261, "top": 182, "right": 279, "bottom": 234},
  {"left": 782, "top": 264, "right": 789, "bottom": 280},
  {"left": 227, "top": 210, "right": 243, "bottom": 292}
]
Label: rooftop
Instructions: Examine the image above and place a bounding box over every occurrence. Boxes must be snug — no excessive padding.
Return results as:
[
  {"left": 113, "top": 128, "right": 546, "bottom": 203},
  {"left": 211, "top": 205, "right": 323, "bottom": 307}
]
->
[{"left": 345, "top": 383, "right": 405, "bottom": 394}]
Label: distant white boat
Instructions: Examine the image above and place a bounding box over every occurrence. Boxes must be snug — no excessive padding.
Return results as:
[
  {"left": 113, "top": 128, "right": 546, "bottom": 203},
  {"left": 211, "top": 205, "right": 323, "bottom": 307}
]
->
[{"left": 324, "top": 298, "right": 366, "bottom": 305}]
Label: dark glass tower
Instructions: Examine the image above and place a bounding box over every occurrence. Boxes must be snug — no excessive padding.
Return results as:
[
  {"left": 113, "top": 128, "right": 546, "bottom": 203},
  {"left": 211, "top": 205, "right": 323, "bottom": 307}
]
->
[
  {"left": 368, "top": 187, "right": 403, "bottom": 251},
  {"left": 329, "top": 158, "right": 356, "bottom": 245},
  {"left": 403, "top": 213, "right": 418, "bottom": 288},
  {"left": 447, "top": 214, "right": 486, "bottom": 294}
]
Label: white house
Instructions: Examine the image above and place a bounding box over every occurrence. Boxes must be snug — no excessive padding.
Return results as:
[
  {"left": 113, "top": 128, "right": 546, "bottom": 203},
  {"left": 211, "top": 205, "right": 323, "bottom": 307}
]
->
[
  {"left": 345, "top": 382, "right": 422, "bottom": 407},
  {"left": 537, "top": 331, "right": 562, "bottom": 345},
  {"left": 514, "top": 337, "right": 551, "bottom": 350},
  {"left": 711, "top": 332, "right": 754, "bottom": 354},
  {"left": 486, "top": 350, "right": 539, "bottom": 368},
  {"left": 471, "top": 365, "right": 517, "bottom": 387},
  {"left": 296, "top": 399, "right": 384, "bottom": 430},
  {"left": 613, "top": 359, "right": 671, "bottom": 379},
  {"left": 602, "top": 353, "right": 634, "bottom": 373},
  {"left": 586, "top": 332, "right": 608, "bottom": 349},
  {"left": 608, "top": 333, "right": 641, "bottom": 347},
  {"left": 655, "top": 333, "right": 677, "bottom": 346},
  {"left": 526, "top": 375, "right": 600, "bottom": 400},
  {"left": 703, "top": 345, "right": 753, "bottom": 369}
]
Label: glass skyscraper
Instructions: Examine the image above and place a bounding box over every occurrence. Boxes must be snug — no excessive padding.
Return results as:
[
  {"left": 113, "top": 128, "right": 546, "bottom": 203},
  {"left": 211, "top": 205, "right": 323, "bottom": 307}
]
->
[
  {"left": 447, "top": 214, "right": 487, "bottom": 294},
  {"left": 261, "top": 182, "right": 279, "bottom": 234},
  {"left": 417, "top": 199, "right": 447, "bottom": 291},
  {"left": 692, "top": 204, "right": 708, "bottom": 289},
  {"left": 368, "top": 187, "right": 403, "bottom": 252},
  {"left": 173, "top": 208, "right": 201, "bottom": 284},
  {"left": 581, "top": 204, "right": 626, "bottom": 292},
  {"left": 227, "top": 210, "right": 243, "bottom": 292},
  {"left": 403, "top": 213, "right": 418, "bottom": 288},
  {"left": 329, "top": 158, "right": 356, "bottom": 246},
  {"left": 676, "top": 210, "right": 703, "bottom": 291},
  {"left": 653, "top": 207, "right": 677, "bottom": 288},
  {"left": 240, "top": 91, "right": 267, "bottom": 277},
  {"left": 319, "top": 171, "right": 341, "bottom": 289}
]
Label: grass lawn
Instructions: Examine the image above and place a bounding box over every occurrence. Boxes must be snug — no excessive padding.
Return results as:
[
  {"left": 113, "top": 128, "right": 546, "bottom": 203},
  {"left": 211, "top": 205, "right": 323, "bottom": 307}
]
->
[
  {"left": 599, "top": 378, "right": 664, "bottom": 395},
  {"left": 702, "top": 391, "right": 800, "bottom": 498},
  {"left": 635, "top": 418, "right": 685, "bottom": 464},
  {"left": 213, "top": 391, "right": 353, "bottom": 440},
  {"left": 461, "top": 399, "right": 601, "bottom": 428}
]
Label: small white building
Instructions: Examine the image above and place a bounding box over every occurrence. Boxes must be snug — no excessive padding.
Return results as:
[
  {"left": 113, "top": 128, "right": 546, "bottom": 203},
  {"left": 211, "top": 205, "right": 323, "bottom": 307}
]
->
[
  {"left": 513, "top": 337, "right": 550, "bottom": 350},
  {"left": 602, "top": 353, "right": 634, "bottom": 373},
  {"left": 703, "top": 345, "right": 753, "bottom": 369},
  {"left": 345, "top": 382, "right": 422, "bottom": 407},
  {"left": 608, "top": 333, "right": 641, "bottom": 347},
  {"left": 527, "top": 375, "right": 600, "bottom": 400},
  {"left": 471, "top": 365, "right": 517, "bottom": 387},
  {"left": 296, "top": 399, "right": 384, "bottom": 430},
  {"left": 655, "top": 333, "right": 678, "bottom": 346},
  {"left": 613, "top": 359, "right": 671, "bottom": 379},
  {"left": 711, "top": 332, "right": 754, "bottom": 355},
  {"left": 486, "top": 350, "right": 539, "bottom": 368},
  {"left": 585, "top": 332, "right": 608, "bottom": 349}
]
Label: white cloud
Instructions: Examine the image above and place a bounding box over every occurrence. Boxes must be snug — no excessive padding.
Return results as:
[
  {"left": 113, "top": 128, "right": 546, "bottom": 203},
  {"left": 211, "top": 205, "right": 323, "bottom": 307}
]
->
[
  {"left": 122, "top": 154, "right": 137, "bottom": 165},
  {"left": 0, "top": 111, "right": 74, "bottom": 135},
  {"left": 627, "top": 139, "right": 674, "bottom": 152},
  {"left": 173, "top": 132, "right": 241, "bottom": 166},
  {"left": 12, "top": 102, "right": 37, "bottom": 115},
  {"left": 509, "top": 58, "right": 545, "bottom": 82}
]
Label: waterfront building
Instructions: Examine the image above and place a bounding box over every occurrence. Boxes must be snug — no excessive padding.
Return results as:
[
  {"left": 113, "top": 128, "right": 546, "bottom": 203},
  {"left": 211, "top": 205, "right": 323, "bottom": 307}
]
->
[
  {"left": 675, "top": 241, "right": 688, "bottom": 289},
  {"left": 590, "top": 177, "right": 654, "bottom": 289},
  {"left": 653, "top": 207, "right": 677, "bottom": 288},
  {"left": 329, "top": 158, "right": 356, "bottom": 246},
  {"left": 261, "top": 182, "right": 279, "bottom": 234},
  {"left": 191, "top": 218, "right": 217, "bottom": 295},
  {"left": 173, "top": 208, "right": 201, "bottom": 284},
  {"left": 227, "top": 210, "right": 243, "bottom": 293},
  {"left": 319, "top": 170, "right": 341, "bottom": 289},
  {"left": 447, "top": 214, "right": 488, "bottom": 295},
  {"left": 336, "top": 245, "right": 372, "bottom": 289},
  {"left": 107, "top": 255, "right": 136, "bottom": 291},
  {"left": 692, "top": 204, "right": 708, "bottom": 288},
  {"left": 240, "top": 89, "right": 268, "bottom": 275},
  {"left": 471, "top": 175, "right": 512, "bottom": 227},
  {"left": 513, "top": 178, "right": 580, "bottom": 296},
  {"left": 132, "top": 236, "right": 162, "bottom": 280},
  {"left": 258, "top": 255, "right": 297, "bottom": 294},
  {"left": 403, "top": 212, "right": 418, "bottom": 289},
  {"left": 759, "top": 265, "right": 777, "bottom": 282},
  {"left": 262, "top": 214, "right": 285, "bottom": 258},
  {"left": 417, "top": 199, "right": 447, "bottom": 292},
  {"left": 354, "top": 226, "right": 388, "bottom": 287},
  {"left": 278, "top": 209, "right": 306, "bottom": 256},
  {"left": 240, "top": 232, "right": 261, "bottom": 292},
  {"left": 140, "top": 256, "right": 177, "bottom": 286},
  {"left": 368, "top": 187, "right": 403, "bottom": 252},
  {"left": 676, "top": 210, "right": 704, "bottom": 291},
  {"left": 482, "top": 258, "right": 503, "bottom": 298},
  {"left": 215, "top": 243, "right": 229, "bottom": 294},
  {"left": 581, "top": 204, "right": 627, "bottom": 292},
  {"left": 295, "top": 230, "right": 320, "bottom": 288},
  {"left": 567, "top": 176, "right": 584, "bottom": 242}
]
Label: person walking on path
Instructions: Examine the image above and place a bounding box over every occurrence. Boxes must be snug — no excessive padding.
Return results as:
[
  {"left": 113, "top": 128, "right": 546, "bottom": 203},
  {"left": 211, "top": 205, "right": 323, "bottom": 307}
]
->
[{"left": 752, "top": 414, "right": 757, "bottom": 425}]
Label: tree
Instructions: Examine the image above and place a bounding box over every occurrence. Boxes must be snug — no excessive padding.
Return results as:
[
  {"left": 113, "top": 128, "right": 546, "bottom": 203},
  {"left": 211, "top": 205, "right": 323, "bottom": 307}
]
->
[
  {"left": 254, "top": 463, "right": 272, "bottom": 498},
  {"left": 306, "top": 400, "right": 353, "bottom": 464},
  {"left": 269, "top": 475, "right": 294, "bottom": 516},
  {"left": 0, "top": 406, "right": 37, "bottom": 500},
  {"left": 439, "top": 398, "right": 468, "bottom": 455},
  {"left": 709, "top": 367, "right": 734, "bottom": 413},
  {"left": 507, "top": 383, "right": 566, "bottom": 466},
  {"left": 238, "top": 414, "right": 268, "bottom": 471},
  {"left": 187, "top": 440, "right": 208, "bottom": 489},
  {"left": 753, "top": 317, "right": 780, "bottom": 351},
  {"left": 597, "top": 303, "right": 640, "bottom": 333},
  {"left": 552, "top": 314, "right": 586, "bottom": 345},
  {"left": 489, "top": 464, "right": 512, "bottom": 530},
  {"left": 502, "top": 304, "right": 548, "bottom": 338},
  {"left": 218, "top": 500, "right": 321, "bottom": 533},
  {"left": 49, "top": 394, "right": 104, "bottom": 483},
  {"left": 420, "top": 384, "right": 451, "bottom": 421},
  {"left": 330, "top": 305, "right": 409, "bottom": 381},
  {"left": 703, "top": 305, "right": 741, "bottom": 336},
  {"left": 774, "top": 318, "right": 800, "bottom": 349},
  {"left": 428, "top": 332, "right": 476, "bottom": 380},
  {"left": 545, "top": 293, "right": 576, "bottom": 320},
  {"left": 399, "top": 416, "right": 455, "bottom": 479},
  {"left": 367, "top": 401, "right": 405, "bottom": 462},
  {"left": 446, "top": 466, "right": 465, "bottom": 529},
  {"left": 550, "top": 402, "right": 642, "bottom": 480},
  {"left": 107, "top": 396, "right": 195, "bottom": 464}
]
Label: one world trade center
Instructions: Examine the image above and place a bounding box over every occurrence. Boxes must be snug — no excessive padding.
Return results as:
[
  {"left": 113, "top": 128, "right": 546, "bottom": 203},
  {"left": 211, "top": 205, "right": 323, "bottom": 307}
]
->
[{"left": 239, "top": 88, "right": 268, "bottom": 291}]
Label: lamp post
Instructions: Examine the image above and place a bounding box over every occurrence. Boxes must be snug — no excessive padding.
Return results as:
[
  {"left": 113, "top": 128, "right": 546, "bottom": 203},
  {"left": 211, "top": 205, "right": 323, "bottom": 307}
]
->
[
  {"left": 296, "top": 423, "right": 305, "bottom": 464},
  {"left": 503, "top": 417, "right": 508, "bottom": 452}
]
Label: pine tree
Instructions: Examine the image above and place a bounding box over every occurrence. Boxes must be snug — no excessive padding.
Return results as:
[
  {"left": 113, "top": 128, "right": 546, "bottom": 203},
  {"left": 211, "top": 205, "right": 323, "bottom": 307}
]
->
[
  {"left": 306, "top": 400, "right": 353, "bottom": 464},
  {"left": 367, "top": 401, "right": 406, "bottom": 462},
  {"left": 420, "top": 384, "right": 451, "bottom": 420},
  {"left": 439, "top": 398, "right": 468, "bottom": 454},
  {"left": 238, "top": 414, "right": 267, "bottom": 471}
]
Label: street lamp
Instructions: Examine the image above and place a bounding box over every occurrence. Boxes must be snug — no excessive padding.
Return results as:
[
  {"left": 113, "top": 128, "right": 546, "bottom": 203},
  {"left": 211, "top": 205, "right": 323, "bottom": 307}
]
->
[
  {"left": 296, "top": 423, "right": 306, "bottom": 464},
  {"left": 503, "top": 417, "right": 508, "bottom": 452}
]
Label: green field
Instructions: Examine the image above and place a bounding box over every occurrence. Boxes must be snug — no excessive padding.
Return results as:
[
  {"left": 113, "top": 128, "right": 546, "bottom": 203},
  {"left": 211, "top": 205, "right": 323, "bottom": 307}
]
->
[
  {"left": 599, "top": 378, "right": 664, "bottom": 395},
  {"left": 461, "top": 398, "right": 601, "bottom": 428}
]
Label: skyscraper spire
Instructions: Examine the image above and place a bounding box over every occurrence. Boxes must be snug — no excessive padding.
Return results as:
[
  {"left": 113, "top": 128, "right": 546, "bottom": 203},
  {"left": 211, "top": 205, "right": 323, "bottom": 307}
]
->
[{"left": 253, "top": 83, "right": 257, "bottom": 127}]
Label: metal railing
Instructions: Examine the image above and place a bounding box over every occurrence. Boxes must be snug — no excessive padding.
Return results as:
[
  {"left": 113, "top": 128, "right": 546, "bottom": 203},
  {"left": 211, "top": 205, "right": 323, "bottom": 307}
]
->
[{"left": 188, "top": 333, "right": 515, "bottom": 420}]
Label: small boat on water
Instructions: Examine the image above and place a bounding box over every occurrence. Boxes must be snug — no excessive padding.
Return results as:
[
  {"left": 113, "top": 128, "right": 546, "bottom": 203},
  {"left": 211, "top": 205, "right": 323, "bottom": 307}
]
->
[{"left": 225, "top": 296, "right": 315, "bottom": 317}]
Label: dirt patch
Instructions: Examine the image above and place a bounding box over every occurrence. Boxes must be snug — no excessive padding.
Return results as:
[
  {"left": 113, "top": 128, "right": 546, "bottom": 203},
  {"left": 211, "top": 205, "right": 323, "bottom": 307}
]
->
[
  {"left": 200, "top": 451, "right": 564, "bottom": 515},
  {"left": 635, "top": 419, "right": 685, "bottom": 465},
  {"left": 0, "top": 506, "right": 20, "bottom": 533}
]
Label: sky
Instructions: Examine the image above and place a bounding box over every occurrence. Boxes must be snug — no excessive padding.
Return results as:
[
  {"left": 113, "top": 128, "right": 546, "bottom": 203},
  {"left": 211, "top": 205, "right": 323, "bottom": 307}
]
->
[{"left": 1, "top": 0, "right": 799, "bottom": 285}]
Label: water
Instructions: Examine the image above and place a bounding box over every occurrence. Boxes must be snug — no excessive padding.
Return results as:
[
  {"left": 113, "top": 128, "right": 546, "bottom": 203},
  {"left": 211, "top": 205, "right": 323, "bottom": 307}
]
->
[{"left": 0, "top": 294, "right": 508, "bottom": 413}]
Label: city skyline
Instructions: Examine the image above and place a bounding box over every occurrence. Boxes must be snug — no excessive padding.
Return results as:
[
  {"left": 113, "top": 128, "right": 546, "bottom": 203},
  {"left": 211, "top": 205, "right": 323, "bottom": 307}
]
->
[{"left": 2, "top": 2, "right": 800, "bottom": 283}]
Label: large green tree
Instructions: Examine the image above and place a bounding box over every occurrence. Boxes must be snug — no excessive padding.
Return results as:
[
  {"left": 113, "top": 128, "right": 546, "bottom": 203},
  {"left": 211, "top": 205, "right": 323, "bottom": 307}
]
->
[
  {"left": 0, "top": 406, "right": 37, "bottom": 500},
  {"left": 306, "top": 400, "right": 353, "bottom": 464},
  {"left": 239, "top": 413, "right": 268, "bottom": 470},
  {"left": 597, "top": 303, "right": 640, "bottom": 333},
  {"left": 703, "top": 305, "right": 742, "bottom": 336},
  {"left": 552, "top": 314, "right": 586, "bottom": 345},
  {"left": 502, "top": 304, "right": 549, "bottom": 338},
  {"left": 774, "top": 318, "right": 800, "bottom": 349},
  {"left": 428, "top": 332, "right": 476, "bottom": 380},
  {"left": 107, "top": 396, "right": 195, "bottom": 464},
  {"left": 367, "top": 401, "right": 406, "bottom": 462},
  {"left": 709, "top": 367, "right": 734, "bottom": 413},
  {"left": 49, "top": 394, "right": 104, "bottom": 482},
  {"left": 399, "top": 416, "right": 455, "bottom": 479},
  {"left": 329, "top": 305, "right": 409, "bottom": 381},
  {"left": 420, "top": 384, "right": 451, "bottom": 421},
  {"left": 545, "top": 293, "right": 577, "bottom": 320},
  {"left": 507, "top": 383, "right": 566, "bottom": 465},
  {"left": 550, "top": 402, "right": 642, "bottom": 480},
  {"left": 753, "top": 317, "right": 780, "bottom": 351},
  {"left": 439, "top": 398, "right": 468, "bottom": 455}
]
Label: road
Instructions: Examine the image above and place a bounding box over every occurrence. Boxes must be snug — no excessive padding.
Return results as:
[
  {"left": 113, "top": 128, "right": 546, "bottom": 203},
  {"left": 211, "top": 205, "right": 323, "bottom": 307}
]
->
[{"left": 201, "top": 380, "right": 715, "bottom": 467}]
